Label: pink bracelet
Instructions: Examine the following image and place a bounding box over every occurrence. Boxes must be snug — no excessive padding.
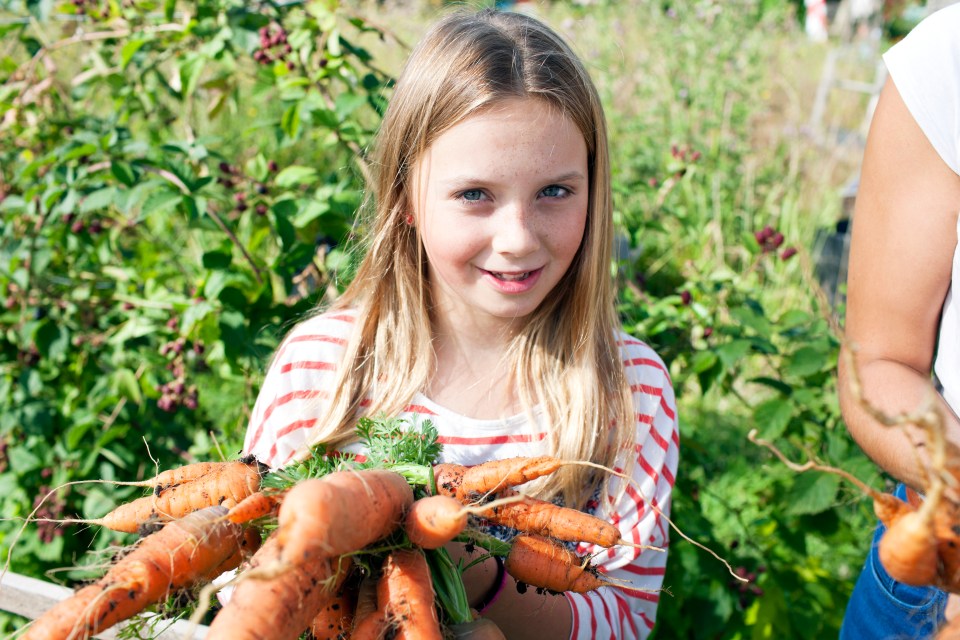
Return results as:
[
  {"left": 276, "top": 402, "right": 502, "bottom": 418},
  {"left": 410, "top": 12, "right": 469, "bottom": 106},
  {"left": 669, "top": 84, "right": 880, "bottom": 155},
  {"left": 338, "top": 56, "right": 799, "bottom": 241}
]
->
[{"left": 476, "top": 556, "right": 508, "bottom": 615}]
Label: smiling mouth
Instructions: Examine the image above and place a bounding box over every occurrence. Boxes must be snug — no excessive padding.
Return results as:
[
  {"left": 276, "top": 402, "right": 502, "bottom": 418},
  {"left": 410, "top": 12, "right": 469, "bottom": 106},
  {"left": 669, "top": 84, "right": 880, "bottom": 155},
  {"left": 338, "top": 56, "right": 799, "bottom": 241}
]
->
[{"left": 489, "top": 270, "right": 535, "bottom": 281}]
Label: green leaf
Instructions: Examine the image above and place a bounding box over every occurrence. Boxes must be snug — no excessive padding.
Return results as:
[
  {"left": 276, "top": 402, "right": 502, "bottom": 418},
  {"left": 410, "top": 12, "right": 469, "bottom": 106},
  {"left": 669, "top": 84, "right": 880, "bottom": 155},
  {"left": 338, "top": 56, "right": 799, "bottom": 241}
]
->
[
  {"left": 714, "top": 339, "right": 751, "bottom": 369},
  {"left": 334, "top": 92, "right": 367, "bottom": 120},
  {"left": 33, "top": 321, "right": 69, "bottom": 361},
  {"left": 752, "top": 397, "right": 793, "bottom": 440},
  {"left": 778, "top": 309, "right": 811, "bottom": 329},
  {"left": 112, "top": 368, "right": 142, "bottom": 405},
  {"left": 275, "top": 165, "right": 318, "bottom": 188},
  {"left": 179, "top": 53, "right": 206, "bottom": 99},
  {"left": 785, "top": 346, "right": 829, "bottom": 378},
  {"left": 786, "top": 472, "right": 840, "bottom": 516},
  {"left": 120, "top": 38, "right": 150, "bottom": 69},
  {"left": 111, "top": 161, "right": 138, "bottom": 187},
  {"left": 281, "top": 102, "right": 302, "bottom": 139},
  {"left": 182, "top": 300, "right": 217, "bottom": 333},
  {"left": 62, "top": 143, "right": 98, "bottom": 162},
  {"left": 141, "top": 188, "right": 182, "bottom": 216},
  {"left": 80, "top": 187, "right": 117, "bottom": 213},
  {"left": 109, "top": 316, "right": 158, "bottom": 345},
  {"left": 291, "top": 200, "right": 330, "bottom": 228},
  {"left": 273, "top": 203, "right": 296, "bottom": 248},
  {"left": 691, "top": 350, "right": 717, "bottom": 373},
  {"left": 202, "top": 250, "right": 233, "bottom": 269}
]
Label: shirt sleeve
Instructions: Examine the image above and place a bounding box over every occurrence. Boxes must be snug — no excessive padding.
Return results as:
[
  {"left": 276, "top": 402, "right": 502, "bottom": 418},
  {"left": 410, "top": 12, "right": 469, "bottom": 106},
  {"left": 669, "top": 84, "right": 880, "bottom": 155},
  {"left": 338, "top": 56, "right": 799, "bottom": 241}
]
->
[
  {"left": 565, "top": 334, "right": 679, "bottom": 639},
  {"left": 242, "top": 310, "right": 356, "bottom": 469},
  {"left": 883, "top": 2, "right": 960, "bottom": 175}
]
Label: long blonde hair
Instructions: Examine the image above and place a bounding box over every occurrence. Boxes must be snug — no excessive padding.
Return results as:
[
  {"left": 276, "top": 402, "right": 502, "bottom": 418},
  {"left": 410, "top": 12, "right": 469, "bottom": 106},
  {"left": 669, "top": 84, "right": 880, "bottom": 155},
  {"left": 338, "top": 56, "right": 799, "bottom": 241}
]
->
[{"left": 306, "top": 9, "right": 634, "bottom": 507}]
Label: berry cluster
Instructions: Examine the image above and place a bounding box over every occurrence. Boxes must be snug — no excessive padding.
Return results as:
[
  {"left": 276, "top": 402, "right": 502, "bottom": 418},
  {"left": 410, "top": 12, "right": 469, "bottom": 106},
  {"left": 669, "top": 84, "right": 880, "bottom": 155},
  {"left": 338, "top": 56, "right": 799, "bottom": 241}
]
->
[
  {"left": 678, "top": 290, "right": 714, "bottom": 339},
  {"left": 754, "top": 225, "right": 798, "bottom": 261},
  {"left": 69, "top": 0, "right": 99, "bottom": 17},
  {"left": 217, "top": 161, "right": 276, "bottom": 217},
  {"left": 32, "top": 482, "right": 67, "bottom": 544},
  {"left": 730, "top": 563, "right": 765, "bottom": 609},
  {"left": 156, "top": 317, "right": 205, "bottom": 413},
  {"left": 254, "top": 25, "right": 295, "bottom": 70},
  {"left": 671, "top": 143, "right": 702, "bottom": 164},
  {"left": 63, "top": 212, "right": 106, "bottom": 235},
  {"left": 648, "top": 143, "right": 703, "bottom": 188}
]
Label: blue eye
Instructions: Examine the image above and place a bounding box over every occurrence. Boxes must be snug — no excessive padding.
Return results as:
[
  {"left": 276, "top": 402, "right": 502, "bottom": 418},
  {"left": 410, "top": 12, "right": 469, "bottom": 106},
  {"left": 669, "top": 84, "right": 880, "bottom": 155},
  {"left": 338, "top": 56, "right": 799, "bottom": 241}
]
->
[
  {"left": 541, "top": 185, "right": 569, "bottom": 198},
  {"left": 461, "top": 189, "right": 484, "bottom": 202}
]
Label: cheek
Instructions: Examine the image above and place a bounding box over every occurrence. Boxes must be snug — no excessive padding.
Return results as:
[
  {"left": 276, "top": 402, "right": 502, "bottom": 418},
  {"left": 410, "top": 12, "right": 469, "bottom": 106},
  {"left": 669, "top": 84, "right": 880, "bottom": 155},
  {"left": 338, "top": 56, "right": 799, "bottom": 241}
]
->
[
  {"left": 421, "top": 220, "right": 480, "bottom": 272},
  {"left": 550, "top": 211, "right": 588, "bottom": 262}
]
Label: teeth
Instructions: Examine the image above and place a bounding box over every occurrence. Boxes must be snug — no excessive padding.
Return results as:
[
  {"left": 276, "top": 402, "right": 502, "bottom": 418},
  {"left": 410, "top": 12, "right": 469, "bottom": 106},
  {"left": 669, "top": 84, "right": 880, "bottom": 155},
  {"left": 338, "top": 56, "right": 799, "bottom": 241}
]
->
[{"left": 493, "top": 271, "right": 529, "bottom": 281}]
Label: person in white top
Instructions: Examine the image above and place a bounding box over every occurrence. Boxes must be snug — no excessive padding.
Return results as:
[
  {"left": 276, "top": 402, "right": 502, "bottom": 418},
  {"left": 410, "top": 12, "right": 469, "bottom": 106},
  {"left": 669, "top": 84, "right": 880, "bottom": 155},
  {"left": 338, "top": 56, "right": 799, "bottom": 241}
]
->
[
  {"left": 838, "top": 4, "right": 960, "bottom": 638},
  {"left": 244, "top": 8, "right": 679, "bottom": 640}
]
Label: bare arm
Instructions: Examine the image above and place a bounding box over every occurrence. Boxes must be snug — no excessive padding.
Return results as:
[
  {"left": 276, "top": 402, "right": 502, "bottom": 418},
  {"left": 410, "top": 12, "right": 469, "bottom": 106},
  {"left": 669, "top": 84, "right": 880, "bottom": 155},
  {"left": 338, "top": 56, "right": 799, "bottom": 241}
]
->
[{"left": 838, "top": 76, "right": 960, "bottom": 490}]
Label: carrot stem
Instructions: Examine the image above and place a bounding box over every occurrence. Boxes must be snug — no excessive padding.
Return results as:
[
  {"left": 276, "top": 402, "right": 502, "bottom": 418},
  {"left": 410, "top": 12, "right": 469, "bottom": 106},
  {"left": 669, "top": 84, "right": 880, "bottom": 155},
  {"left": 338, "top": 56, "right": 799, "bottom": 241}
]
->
[{"left": 424, "top": 547, "right": 472, "bottom": 625}]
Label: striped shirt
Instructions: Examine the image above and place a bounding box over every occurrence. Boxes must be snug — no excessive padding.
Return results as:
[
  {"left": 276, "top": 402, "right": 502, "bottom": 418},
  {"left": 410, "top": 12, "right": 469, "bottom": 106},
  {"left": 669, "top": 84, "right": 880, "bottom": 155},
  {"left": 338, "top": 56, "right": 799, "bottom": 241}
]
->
[{"left": 244, "top": 310, "right": 679, "bottom": 640}]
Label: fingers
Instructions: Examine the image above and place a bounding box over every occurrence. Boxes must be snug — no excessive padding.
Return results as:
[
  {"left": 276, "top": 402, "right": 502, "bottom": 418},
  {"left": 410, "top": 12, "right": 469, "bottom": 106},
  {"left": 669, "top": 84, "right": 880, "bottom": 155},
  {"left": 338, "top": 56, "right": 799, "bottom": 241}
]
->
[{"left": 449, "top": 618, "right": 507, "bottom": 640}]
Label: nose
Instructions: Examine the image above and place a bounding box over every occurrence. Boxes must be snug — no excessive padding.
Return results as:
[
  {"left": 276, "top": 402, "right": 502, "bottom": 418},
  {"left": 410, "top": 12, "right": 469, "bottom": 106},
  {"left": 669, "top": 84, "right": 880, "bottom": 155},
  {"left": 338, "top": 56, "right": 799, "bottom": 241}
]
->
[{"left": 491, "top": 201, "right": 540, "bottom": 257}]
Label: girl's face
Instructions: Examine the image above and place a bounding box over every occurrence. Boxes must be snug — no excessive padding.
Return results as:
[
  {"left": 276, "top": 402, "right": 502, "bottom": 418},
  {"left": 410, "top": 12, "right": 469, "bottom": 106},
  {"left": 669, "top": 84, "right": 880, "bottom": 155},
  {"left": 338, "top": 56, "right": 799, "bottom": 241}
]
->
[{"left": 411, "top": 98, "right": 589, "bottom": 334}]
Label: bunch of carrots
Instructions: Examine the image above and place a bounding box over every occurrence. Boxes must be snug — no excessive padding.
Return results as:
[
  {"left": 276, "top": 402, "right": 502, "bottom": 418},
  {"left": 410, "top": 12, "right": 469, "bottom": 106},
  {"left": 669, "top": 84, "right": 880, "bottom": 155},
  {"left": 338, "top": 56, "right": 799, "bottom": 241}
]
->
[{"left": 18, "top": 417, "right": 647, "bottom": 640}]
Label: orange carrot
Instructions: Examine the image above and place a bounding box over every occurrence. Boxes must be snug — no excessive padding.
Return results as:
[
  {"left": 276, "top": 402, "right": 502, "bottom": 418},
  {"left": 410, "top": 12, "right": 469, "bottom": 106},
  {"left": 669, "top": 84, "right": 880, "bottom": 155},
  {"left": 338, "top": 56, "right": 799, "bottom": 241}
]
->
[
  {"left": 351, "top": 576, "right": 387, "bottom": 640},
  {"left": 433, "top": 462, "right": 467, "bottom": 497},
  {"left": 226, "top": 489, "right": 285, "bottom": 524},
  {"left": 206, "top": 531, "right": 353, "bottom": 640},
  {"left": 378, "top": 548, "right": 443, "bottom": 640},
  {"left": 878, "top": 510, "right": 939, "bottom": 586},
  {"left": 276, "top": 469, "right": 413, "bottom": 566},
  {"left": 478, "top": 488, "right": 620, "bottom": 548},
  {"left": 209, "top": 526, "right": 263, "bottom": 577},
  {"left": 435, "top": 461, "right": 620, "bottom": 547},
  {"left": 149, "top": 460, "right": 234, "bottom": 489},
  {"left": 309, "top": 580, "right": 357, "bottom": 639},
  {"left": 873, "top": 492, "right": 915, "bottom": 529},
  {"left": 458, "top": 456, "right": 564, "bottom": 498},
  {"left": 504, "top": 534, "right": 607, "bottom": 594},
  {"left": 96, "top": 460, "right": 262, "bottom": 533},
  {"left": 937, "top": 503, "right": 960, "bottom": 591},
  {"left": 403, "top": 495, "right": 469, "bottom": 549},
  {"left": 23, "top": 506, "right": 249, "bottom": 640}
]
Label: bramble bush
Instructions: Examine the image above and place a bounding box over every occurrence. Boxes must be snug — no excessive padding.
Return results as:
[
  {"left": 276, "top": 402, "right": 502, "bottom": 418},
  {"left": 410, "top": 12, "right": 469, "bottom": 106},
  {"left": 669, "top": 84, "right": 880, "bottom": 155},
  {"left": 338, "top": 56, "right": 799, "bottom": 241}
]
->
[{"left": 0, "top": 0, "right": 880, "bottom": 636}]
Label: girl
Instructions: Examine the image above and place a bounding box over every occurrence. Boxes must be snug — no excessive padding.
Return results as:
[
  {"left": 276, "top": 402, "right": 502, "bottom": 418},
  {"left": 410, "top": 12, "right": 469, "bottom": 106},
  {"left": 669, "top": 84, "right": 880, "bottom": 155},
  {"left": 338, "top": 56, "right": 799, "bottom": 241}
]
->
[{"left": 244, "top": 8, "right": 679, "bottom": 639}]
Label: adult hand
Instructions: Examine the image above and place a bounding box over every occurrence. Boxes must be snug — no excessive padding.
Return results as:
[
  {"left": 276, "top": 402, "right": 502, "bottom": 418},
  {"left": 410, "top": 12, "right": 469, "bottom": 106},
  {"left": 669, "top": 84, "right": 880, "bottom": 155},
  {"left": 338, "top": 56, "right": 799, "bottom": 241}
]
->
[{"left": 449, "top": 617, "right": 507, "bottom": 640}]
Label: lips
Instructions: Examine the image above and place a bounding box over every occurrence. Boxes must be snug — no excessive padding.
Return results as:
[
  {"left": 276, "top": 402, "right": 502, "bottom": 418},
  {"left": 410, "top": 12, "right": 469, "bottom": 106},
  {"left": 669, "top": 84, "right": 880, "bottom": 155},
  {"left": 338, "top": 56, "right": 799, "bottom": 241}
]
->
[{"left": 481, "top": 267, "right": 544, "bottom": 294}]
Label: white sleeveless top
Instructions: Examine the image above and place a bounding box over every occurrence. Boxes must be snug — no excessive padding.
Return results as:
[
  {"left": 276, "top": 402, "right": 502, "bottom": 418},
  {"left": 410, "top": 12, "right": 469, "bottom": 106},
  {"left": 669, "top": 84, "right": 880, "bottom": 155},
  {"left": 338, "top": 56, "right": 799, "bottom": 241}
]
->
[{"left": 883, "top": 4, "right": 960, "bottom": 409}]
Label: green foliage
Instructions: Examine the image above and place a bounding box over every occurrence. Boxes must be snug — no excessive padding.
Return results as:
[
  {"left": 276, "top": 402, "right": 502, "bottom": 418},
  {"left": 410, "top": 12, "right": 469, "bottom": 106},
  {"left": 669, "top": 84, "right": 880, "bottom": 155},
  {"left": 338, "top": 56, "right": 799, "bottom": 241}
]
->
[
  {"left": 0, "top": 0, "right": 385, "bottom": 604},
  {"left": 1, "top": 0, "right": 883, "bottom": 637}
]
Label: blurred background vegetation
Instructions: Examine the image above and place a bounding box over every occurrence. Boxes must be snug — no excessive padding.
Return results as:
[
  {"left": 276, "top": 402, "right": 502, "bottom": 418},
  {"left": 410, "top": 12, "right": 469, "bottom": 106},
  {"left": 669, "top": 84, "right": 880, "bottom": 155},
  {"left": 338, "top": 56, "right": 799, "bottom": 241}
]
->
[{"left": 0, "top": 0, "right": 931, "bottom": 636}]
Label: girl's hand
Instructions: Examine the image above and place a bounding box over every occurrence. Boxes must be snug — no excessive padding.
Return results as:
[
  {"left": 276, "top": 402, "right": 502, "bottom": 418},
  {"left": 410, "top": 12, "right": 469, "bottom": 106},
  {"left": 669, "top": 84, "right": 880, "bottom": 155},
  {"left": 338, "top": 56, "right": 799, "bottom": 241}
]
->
[{"left": 449, "top": 618, "right": 507, "bottom": 640}]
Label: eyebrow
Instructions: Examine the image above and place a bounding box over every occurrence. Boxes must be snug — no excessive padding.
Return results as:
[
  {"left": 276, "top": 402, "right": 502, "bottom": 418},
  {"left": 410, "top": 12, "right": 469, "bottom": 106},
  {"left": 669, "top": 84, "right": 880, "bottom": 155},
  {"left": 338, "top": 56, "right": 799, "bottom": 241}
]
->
[{"left": 441, "top": 171, "right": 587, "bottom": 188}]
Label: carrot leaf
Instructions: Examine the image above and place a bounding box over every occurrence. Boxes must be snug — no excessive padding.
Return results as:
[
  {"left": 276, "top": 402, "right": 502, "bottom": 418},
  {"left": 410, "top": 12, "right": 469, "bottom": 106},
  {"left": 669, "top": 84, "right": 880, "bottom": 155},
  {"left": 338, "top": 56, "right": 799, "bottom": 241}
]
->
[{"left": 355, "top": 414, "right": 443, "bottom": 468}]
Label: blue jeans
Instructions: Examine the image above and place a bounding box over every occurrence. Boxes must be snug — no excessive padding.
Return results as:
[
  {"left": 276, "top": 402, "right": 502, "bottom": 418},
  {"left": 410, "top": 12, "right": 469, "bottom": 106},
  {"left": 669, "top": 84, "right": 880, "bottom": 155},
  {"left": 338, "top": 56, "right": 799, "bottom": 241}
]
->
[{"left": 840, "top": 484, "right": 948, "bottom": 639}]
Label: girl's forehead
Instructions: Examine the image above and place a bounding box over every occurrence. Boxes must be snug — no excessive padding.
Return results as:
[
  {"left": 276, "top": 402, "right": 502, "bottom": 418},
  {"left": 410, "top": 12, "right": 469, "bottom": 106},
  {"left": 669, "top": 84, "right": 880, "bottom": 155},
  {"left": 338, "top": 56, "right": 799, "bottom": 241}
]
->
[{"left": 427, "top": 98, "right": 584, "bottom": 153}]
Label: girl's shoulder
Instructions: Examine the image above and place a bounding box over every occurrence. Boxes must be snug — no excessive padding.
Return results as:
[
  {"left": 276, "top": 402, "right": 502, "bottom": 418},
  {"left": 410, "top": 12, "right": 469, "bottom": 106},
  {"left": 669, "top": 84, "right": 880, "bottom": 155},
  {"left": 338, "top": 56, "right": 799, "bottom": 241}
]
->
[
  {"left": 615, "top": 330, "right": 672, "bottom": 386},
  {"left": 282, "top": 308, "right": 357, "bottom": 344},
  {"left": 267, "top": 307, "right": 358, "bottom": 370}
]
